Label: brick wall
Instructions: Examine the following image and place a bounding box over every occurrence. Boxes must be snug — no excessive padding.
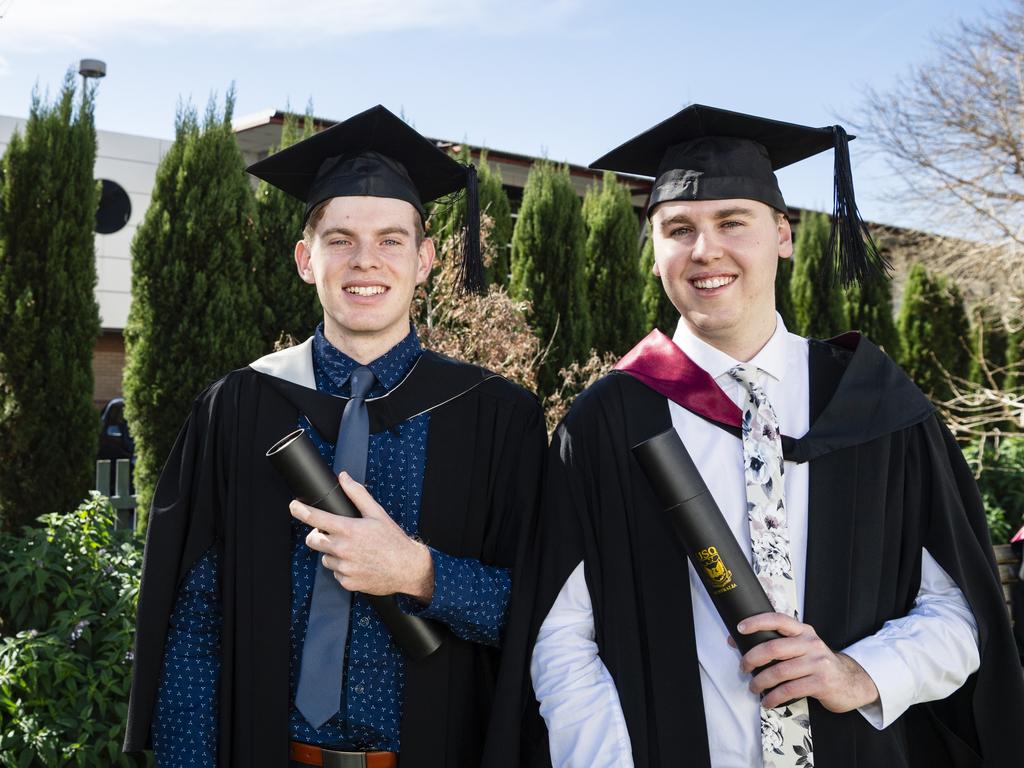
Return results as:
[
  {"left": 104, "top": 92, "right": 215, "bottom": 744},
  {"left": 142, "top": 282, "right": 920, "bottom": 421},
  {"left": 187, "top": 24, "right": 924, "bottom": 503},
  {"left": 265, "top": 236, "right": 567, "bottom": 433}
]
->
[{"left": 92, "top": 330, "right": 125, "bottom": 408}]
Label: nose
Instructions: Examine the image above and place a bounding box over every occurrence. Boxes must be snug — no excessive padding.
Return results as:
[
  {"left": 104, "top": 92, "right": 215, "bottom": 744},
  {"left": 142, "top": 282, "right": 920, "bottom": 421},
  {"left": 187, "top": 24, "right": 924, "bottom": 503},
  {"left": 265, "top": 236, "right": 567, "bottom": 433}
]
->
[
  {"left": 691, "top": 230, "right": 721, "bottom": 263},
  {"left": 349, "top": 242, "right": 381, "bottom": 270}
]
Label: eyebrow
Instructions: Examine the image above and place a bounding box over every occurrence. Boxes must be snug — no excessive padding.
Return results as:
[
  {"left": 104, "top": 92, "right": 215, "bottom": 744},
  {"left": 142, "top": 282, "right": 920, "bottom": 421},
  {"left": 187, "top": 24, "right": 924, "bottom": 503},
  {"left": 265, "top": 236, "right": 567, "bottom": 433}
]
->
[
  {"left": 712, "top": 206, "right": 757, "bottom": 220},
  {"left": 658, "top": 214, "right": 693, "bottom": 230},
  {"left": 658, "top": 206, "right": 758, "bottom": 231},
  {"left": 318, "top": 225, "right": 412, "bottom": 240}
]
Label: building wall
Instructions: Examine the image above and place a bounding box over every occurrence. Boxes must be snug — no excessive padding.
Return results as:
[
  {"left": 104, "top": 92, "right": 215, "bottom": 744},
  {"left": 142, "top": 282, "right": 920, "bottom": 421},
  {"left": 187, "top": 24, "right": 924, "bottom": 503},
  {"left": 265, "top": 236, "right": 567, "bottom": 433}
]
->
[
  {"left": 92, "top": 129, "right": 174, "bottom": 329},
  {"left": 92, "top": 331, "right": 126, "bottom": 408}
]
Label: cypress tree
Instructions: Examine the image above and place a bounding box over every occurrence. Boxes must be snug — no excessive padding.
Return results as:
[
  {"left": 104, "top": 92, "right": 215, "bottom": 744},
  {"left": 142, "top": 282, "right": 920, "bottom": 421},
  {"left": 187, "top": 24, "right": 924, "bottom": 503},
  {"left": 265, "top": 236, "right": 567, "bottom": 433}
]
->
[
  {"left": 846, "top": 273, "right": 902, "bottom": 359},
  {"left": 510, "top": 161, "right": 591, "bottom": 393},
  {"left": 253, "top": 108, "right": 321, "bottom": 349},
  {"left": 123, "top": 92, "right": 262, "bottom": 525},
  {"left": 0, "top": 76, "right": 101, "bottom": 530},
  {"left": 1006, "top": 327, "right": 1024, "bottom": 392},
  {"left": 775, "top": 254, "right": 796, "bottom": 330},
  {"left": 582, "top": 171, "right": 645, "bottom": 355},
  {"left": 968, "top": 306, "right": 1008, "bottom": 388},
  {"left": 428, "top": 147, "right": 512, "bottom": 288},
  {"left": 791, "top": 211, "right": 847, "bottom": 338},
  {"left": 898, "top": 263, "right": 972, "bottom": 402},
  {"left": 639, "top": 237, "right": 679, "bottom": 335}
]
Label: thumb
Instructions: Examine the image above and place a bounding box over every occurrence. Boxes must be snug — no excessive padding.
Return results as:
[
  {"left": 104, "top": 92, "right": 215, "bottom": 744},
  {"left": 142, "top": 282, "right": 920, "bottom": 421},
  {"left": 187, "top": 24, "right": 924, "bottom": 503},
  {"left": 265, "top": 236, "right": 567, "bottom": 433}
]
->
[{"left": 338, "top": 471, "right": 387, "bottom": 519}]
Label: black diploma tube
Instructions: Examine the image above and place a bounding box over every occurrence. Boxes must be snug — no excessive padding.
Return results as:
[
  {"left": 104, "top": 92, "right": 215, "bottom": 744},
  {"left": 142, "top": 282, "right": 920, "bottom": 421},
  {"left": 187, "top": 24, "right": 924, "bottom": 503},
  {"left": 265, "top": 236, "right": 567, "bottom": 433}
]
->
[
  {"left": 267, "top": 428, "right": 443, "bottom": 661},
  {"left": 632, "top": 428, "right": 782, "bottom": 655}
]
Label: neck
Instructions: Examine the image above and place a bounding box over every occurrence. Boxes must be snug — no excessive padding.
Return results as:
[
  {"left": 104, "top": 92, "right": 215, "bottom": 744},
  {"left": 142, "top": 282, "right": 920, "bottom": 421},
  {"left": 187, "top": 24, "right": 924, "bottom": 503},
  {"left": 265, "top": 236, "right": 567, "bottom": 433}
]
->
[
  {"left": 322, "top": 321, "right": 410, "bottom": 365},
  {"left": 684, "top": 314, "right": 778, "bottom": 363}
]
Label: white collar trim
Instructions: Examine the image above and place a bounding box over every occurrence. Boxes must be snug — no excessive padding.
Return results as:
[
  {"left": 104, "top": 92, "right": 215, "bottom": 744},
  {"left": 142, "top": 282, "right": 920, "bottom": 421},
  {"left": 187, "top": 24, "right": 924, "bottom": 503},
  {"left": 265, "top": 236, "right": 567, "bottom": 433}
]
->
[{"left": 249, "top": 337, "right": 316, "bottom": 389}]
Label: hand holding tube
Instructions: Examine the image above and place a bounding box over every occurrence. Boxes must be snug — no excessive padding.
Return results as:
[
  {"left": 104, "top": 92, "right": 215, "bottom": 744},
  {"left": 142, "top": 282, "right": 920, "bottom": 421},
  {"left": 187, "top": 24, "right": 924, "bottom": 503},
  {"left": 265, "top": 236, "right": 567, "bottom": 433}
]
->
[{"left": 267, "top": 428, "right": 443, "bottom": 660}]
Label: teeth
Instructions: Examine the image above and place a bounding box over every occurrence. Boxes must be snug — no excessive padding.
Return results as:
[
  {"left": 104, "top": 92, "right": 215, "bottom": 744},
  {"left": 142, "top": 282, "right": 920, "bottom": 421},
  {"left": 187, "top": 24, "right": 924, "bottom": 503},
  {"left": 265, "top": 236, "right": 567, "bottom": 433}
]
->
[
  {"left": 345, "top": 286, "right": 387, "bottom": 296},
  {"left": 692, "top": 276, "right": 736, "bottom": 290}
]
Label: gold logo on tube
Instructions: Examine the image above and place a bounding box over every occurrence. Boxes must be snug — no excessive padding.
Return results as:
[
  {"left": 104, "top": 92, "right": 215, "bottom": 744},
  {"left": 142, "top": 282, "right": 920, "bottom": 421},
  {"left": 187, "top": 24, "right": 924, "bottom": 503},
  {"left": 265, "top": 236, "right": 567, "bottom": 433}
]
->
[{"left": 697, "top": 546, "right": 736, "bottom": 594}]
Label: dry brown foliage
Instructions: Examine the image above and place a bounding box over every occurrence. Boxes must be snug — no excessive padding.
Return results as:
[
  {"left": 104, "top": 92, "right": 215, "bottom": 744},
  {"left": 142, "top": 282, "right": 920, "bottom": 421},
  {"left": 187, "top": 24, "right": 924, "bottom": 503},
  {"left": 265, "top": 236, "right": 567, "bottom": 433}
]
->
[
  {"left": 415, "top": 213, "right": 543, "bottom": 393},
  {"left": 541, "top": 351, "right": 618, "bottom": 434}
]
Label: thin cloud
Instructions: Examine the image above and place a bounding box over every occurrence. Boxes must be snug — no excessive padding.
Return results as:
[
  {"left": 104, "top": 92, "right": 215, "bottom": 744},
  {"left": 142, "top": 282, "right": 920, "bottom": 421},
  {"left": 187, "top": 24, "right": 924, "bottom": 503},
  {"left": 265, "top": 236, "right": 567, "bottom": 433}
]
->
[{"left": 0, "top": 0, "right": 583, "bottom": 51}]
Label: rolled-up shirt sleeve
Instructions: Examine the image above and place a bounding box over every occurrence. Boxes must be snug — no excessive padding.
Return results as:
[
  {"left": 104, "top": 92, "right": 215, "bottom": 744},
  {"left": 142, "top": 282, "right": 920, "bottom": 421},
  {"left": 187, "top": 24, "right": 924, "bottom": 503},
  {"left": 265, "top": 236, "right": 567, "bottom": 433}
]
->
[{"left": 843, "top": 548, "right": 980, "bottom": 729}]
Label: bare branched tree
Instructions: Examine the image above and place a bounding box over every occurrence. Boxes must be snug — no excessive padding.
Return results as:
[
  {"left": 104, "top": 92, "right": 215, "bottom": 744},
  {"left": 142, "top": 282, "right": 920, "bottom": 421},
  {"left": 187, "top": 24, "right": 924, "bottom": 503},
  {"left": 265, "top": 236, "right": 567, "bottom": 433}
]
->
[
  {"left": 936, "top": 354, "right": 1024, "bottom": 452},
  {"left": 857, "top": 1, "right": 1024, "bottom": 320},
  {"left": 861, "top": 1, "right": 1024, "bottom": 242}
]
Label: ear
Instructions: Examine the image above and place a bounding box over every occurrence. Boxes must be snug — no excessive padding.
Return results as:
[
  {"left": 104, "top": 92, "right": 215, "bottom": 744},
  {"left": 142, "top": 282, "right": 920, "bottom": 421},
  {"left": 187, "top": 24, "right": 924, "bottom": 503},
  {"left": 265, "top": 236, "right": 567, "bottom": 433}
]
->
[
  {"left": 415, "top": 237, "right": 436, "bottom": 285},
  {"left": 777, "top": 215, "right": 794, "bottom": 260},
  {"left": 649, "top": 235, "right": 662, "bottom": 277},
  {"left": 295, "top": 239, "right": 316, "bottom": 285}
]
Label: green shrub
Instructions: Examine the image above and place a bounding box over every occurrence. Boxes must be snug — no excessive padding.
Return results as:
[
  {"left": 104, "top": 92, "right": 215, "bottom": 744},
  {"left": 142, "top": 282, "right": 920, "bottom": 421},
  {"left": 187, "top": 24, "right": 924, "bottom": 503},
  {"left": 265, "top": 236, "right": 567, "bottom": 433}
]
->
[
  {"left": 582, "top": 171, "right": 644, "bottom": 356},
  {"left": 639, "top": 237, "right": 678, "bottom": 336},
  {"left": 123, "top": 92, "right": 262, "bottom": 528},
  {"left": 963, "top": 437, "right": 1024, "bottom": 544},
  {"left": 0, "top": 495, "right": 147, "bottom": 767},
  {"left": 510, "top": 161, "right": 592, "bottom": 394},
  {"left": 0, "top": 76, "right": 101, "bottom": 532},
  {"left": 791, "top": 210, "right": 847, "bottom": 339},
  {"left": 898, "top": 263, "right": 972, "bottom": 402}
]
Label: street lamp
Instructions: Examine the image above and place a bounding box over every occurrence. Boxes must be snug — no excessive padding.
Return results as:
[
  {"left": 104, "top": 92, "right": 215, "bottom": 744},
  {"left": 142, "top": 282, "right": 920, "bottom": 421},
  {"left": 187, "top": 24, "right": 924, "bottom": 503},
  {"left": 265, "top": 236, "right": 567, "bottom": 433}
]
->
[{"left": 78, "top": 58, "right": 106, "bottom": 93}]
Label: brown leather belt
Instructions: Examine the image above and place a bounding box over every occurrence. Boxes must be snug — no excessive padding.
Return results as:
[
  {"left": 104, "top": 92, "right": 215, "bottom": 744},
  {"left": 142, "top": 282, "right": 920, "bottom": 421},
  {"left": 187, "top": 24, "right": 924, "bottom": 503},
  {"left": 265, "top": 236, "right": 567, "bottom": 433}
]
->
[{"left": 290, "top": 740, "right": 397, "bottom": 768}]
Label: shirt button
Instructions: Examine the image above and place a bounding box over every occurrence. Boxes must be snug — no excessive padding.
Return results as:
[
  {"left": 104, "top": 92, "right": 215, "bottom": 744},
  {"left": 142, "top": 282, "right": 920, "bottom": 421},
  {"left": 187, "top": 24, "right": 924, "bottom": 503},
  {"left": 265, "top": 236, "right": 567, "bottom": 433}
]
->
[
  {"left": 359, "top": 616, "right": 371, "bottom": 627},
  {"left": 353, "top": 684, "right": 365, "bottom": 694}
]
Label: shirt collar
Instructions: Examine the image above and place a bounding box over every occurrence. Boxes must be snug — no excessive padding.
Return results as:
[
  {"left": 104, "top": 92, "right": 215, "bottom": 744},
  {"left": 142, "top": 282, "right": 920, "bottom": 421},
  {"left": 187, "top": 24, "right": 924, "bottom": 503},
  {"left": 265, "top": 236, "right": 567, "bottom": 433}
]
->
[
  {"left": 312, "top": 322, "right": 422, "bottom": 396},
  {"left": 672, "top": 312, "right": 791, "bottom": 384}
]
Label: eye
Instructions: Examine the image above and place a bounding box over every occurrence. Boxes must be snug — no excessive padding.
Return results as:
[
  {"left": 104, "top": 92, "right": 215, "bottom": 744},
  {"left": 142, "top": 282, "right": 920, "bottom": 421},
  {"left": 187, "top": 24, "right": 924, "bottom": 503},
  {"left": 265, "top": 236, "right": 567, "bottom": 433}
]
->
[
  {"left": 382, "top": 237, "right": 401, "bottom": 246},
  {"left": 721, "top": 219, "right": 744, "bottom": 229},
  {"left": 669, "top": 226, "right": 693, "bottom": 237}
]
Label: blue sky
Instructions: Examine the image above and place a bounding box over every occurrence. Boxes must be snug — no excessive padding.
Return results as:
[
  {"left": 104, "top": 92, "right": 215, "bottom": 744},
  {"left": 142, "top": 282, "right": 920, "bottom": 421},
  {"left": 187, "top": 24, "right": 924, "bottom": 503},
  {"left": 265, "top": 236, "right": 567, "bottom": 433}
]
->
[{"left": 0, "top": 0, "right": 1003, "bottom": 230}]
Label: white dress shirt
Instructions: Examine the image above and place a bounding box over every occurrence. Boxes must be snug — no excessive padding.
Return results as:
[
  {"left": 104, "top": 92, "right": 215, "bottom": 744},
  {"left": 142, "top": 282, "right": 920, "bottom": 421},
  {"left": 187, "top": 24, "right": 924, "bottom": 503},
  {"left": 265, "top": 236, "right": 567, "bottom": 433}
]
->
[{"left": 531, "top": 315, "right": 981, "bottom": 768}]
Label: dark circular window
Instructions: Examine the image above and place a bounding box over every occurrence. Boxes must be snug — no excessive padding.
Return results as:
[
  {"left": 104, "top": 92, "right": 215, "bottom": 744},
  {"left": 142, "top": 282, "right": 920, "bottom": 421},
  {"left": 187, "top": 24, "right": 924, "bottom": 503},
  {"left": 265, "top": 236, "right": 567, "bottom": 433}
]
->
[{"left": 95, "top": 179, "right": 131, "bottom": 234}]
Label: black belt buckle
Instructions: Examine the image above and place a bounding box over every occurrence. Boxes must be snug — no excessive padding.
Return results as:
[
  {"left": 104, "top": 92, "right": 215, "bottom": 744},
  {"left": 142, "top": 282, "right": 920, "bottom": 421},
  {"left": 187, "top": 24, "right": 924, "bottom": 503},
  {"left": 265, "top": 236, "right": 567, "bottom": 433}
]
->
[{"left": 322, "top": 750, "right": 367, "bottom": 768}]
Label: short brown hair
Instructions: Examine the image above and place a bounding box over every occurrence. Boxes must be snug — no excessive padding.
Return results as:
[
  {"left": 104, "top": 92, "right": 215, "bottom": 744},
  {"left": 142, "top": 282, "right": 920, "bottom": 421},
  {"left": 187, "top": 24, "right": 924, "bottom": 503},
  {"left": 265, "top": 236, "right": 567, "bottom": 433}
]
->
[{"left": 302, "top": 199, "right": 426, "bottom": 246}]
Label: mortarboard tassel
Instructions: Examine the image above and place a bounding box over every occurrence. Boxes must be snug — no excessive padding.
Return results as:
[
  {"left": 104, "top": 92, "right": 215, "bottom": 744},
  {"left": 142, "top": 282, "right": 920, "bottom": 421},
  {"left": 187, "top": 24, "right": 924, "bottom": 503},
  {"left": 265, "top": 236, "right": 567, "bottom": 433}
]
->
[
  {"left": 459, "top": 163, "right": 484, "bottom": 294},
  {"left": 827, "top": 126, "right": 890, "bottom": 286}
]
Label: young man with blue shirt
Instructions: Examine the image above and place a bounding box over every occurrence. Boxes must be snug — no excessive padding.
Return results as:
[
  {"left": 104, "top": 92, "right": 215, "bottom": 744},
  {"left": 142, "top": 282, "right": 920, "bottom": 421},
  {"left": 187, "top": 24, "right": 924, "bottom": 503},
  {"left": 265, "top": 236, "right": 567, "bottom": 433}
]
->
[{"left": 124, "top": 105, "right": 546, "bottom": 768}]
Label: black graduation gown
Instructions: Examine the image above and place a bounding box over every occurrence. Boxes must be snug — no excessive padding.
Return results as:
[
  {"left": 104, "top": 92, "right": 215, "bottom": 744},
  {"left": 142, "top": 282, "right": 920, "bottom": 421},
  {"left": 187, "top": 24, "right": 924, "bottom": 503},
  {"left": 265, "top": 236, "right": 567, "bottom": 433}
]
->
[
  {"left": 123, "top": 348, "right": 547, "bottom": 768},
  {"left": 490, "top": 333, "right": 1024, "bottom": 768}
]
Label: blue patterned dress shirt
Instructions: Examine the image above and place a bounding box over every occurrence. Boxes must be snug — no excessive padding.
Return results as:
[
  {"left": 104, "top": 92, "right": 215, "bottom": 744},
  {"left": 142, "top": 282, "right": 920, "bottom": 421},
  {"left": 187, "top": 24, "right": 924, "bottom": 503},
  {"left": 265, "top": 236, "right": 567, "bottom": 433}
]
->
[{"left": 151, "top": 325, "right": 512, "bottom": 765}]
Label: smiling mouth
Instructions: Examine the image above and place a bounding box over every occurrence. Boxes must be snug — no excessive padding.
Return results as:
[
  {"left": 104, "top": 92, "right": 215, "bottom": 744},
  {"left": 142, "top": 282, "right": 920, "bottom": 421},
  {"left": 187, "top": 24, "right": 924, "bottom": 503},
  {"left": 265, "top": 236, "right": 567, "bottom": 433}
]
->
[
  {"left": 691, "top": 275, "right": 737, "bottom": 290},
  {"left": 345, "top": 285, "right": 388, "bottom": 296}
]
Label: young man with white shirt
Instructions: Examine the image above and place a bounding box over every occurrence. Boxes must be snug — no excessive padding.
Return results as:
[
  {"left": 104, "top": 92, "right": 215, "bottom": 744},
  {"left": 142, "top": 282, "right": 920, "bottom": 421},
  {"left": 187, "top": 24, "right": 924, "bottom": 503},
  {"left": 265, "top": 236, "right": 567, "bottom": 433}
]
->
[{"left": 488, "top": 105, "right": 1024, "bottom": 768}]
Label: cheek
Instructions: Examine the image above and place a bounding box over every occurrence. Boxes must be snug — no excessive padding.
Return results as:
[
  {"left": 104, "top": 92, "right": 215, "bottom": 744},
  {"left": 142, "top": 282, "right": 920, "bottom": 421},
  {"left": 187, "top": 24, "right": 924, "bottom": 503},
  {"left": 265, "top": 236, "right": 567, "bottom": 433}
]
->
[{"left": 654, "top": 246, "right": 687, "bottom": 278}]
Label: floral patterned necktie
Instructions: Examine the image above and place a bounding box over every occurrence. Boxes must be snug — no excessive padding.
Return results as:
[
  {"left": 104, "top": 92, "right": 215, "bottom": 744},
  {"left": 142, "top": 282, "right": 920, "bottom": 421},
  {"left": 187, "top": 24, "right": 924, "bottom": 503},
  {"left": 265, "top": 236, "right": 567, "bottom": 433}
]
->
[{"left": 728, "top": 364, "right": 814, "bottom": 768}]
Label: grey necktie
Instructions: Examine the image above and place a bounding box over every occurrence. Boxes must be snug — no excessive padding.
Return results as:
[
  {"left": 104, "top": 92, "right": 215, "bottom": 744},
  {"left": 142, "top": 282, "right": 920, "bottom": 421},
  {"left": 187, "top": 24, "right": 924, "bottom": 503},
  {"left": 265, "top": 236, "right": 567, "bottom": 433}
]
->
[{"left": 295, "top": 365, "right": 376, "bottom": 729}]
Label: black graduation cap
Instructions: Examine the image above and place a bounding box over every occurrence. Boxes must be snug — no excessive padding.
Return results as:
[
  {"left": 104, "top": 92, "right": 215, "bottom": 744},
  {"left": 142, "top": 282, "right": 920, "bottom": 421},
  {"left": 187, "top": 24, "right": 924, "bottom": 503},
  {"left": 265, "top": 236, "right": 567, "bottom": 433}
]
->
[
  {"left": 591, "top": 104, "right": 888, "bottom": 286},
  {"left": 247, "top": 104, "right": 482, "bottom": 292}
]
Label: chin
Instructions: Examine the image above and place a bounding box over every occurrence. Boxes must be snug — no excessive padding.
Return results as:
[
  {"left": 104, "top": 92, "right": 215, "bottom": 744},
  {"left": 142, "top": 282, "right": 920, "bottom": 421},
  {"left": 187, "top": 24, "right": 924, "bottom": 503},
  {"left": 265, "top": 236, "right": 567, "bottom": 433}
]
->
[{"left": 683, "top": 309, "right": 740, "bottom": 335}]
